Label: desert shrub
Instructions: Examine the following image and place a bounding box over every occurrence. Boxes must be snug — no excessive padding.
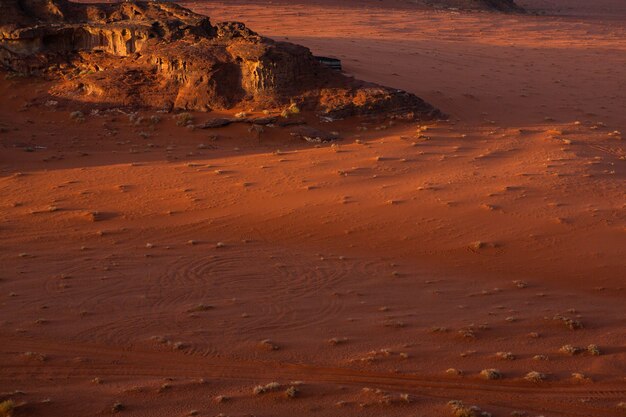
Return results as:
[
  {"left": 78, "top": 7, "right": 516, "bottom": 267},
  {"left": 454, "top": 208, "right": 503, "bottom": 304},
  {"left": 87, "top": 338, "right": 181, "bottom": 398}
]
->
[
  {"left": 480, "top": 369, "right": 502, "bottom": 380},
  {"left": 281, "top": 102, "right": 300, "bottom": 118},
  {"left": 524, "top": 371, "right": 547, "bottom": 382},
  {"left": 0, "top": 400, "right": 15, "bottom": 417},
  {"left": 175, "top": 112, "right": 193, "bottom": 126},
  {"left": 285, "top": 386, "right": 299, "bottom": 398},
  {"left": 70, "top": 111, "right": 85, "bottom": 122},
  {"left": 253, "top": 382, "right": 281, "bottom": 395},
  {"left": 447, "top": 400, "right": 490, "bottom": 417},
  {"left": 587, "top": 344, "right": 601, "bottom": 356}
]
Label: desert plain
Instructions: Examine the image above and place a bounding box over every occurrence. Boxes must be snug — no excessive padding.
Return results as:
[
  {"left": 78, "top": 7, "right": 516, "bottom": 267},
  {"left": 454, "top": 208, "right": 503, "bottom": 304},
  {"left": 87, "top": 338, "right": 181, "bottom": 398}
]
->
[{"left": 0, "top": 0, "right": 625, "bottom": 416}]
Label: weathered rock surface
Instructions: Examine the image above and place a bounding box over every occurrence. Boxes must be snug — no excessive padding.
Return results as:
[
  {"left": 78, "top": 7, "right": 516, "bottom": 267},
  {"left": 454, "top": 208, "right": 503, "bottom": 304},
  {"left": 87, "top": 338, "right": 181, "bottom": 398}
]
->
[{"left": 0, "top": 0, "right": 442, "bottom": 119}]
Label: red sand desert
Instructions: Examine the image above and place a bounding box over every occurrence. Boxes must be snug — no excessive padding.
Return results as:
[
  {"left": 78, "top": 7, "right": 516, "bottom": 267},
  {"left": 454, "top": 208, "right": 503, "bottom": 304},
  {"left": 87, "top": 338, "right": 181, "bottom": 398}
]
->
[{"left": 1, "top": 0, "right": 625, "bottom": 416}]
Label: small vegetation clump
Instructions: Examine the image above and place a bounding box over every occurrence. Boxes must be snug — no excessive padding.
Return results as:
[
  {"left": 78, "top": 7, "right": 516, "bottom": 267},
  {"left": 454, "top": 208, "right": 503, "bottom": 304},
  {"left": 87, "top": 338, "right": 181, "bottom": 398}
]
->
[
  {"left": 0, "top": 400, "right": 15, "bottom": 417},
  {"left": 571, "top": 372, "right": 589, "bottom": 382},
  {"left": 446, "top": 368, "right": 463, "bottom": 376},
  {"left": 22, "top": 351, "right": 47, "bottom": 362},
  {"left": 70, "top": 110, "right": 85, "bottom": 122},
  {"left": 186, "top": 304, "right": 214, "bottom": 313},
  {"left": 553, "top": 314, "right": 583, "bottom": 330},
  {"left": 248, "top": 124, "right": 265, "bottom": 142},
  {"left": 559, "top": 344, "right": 582, "bottom": 355},
  {"left": 399, "top": 393, "right": 412, "bottom": 403},
  {"left": 172, "top": 341, "right": 188, "bottom": 350},
  {"left": 587, "top": 344, "right": 601, "bottom": 356},
  {"left": 352, "top": 348, "right": 397, "bottom": 364},
  {"left": 382, "top": 319, "right": 406, "bottom": 328},
  {"left": 524, "top": 371, "right": 547, "bottom": 382},
  {"left": 513, "top": 280, "right": 528, "bottom": 288},
  {"left": 284, "top": 386, "right": 299, "bottom": 398},
  {"left": 280, "top": 102, "right": 300, "bottom": 118},
  {"left": 328, "top": 337, "right": 348, "bottom": 345},
  {"left": 431, "top": 326, "right": 449, "bottom": 333},
  {"left": 360, "top": 387, "right": 412, "bottom": 406},
  {"left": 496, "top": 351, "right": 515, "bottom": 360},
  {"left": 253, "top": 382, "right": 281, "bottom": 395},
  {"left": 480, "top": 369, "right": 502, "bottom": 380},
  {"left": 111, "top": 402, "right": 124, "bottom": 413},
  {"left": 447, "top": 400, "right": 491, "bottom": 417},
  {"left": 458, "top": 328, "right": 476, "bottom": 339},
  {"left": 175, "top": 112, "right": 194, "bottom": 126},
  {"left": 85, "top": 210, "right": 105, "bottom": 222},
  {"left": 258, "top": 339, "right": 280, "bottom": 351}
]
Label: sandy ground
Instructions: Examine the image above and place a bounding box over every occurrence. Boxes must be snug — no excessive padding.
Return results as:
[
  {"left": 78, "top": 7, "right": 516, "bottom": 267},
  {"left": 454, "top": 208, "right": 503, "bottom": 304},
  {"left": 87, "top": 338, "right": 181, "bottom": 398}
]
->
[{"left": 1, "top": 1, "right": 625, "bottom": 416}]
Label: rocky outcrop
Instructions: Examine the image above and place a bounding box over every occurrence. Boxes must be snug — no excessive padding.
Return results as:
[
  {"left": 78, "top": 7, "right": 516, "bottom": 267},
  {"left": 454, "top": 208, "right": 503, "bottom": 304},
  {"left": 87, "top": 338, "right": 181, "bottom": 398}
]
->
[{"left": 0, "top": 0, "right": 442, "bottom": 119}]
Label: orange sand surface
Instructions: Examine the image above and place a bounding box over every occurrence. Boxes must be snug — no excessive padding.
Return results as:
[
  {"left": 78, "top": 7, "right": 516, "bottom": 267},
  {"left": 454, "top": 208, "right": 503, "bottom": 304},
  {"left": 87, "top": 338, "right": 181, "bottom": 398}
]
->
[{"left": 1, "top": 1, "right": 625, "bottom": 416}]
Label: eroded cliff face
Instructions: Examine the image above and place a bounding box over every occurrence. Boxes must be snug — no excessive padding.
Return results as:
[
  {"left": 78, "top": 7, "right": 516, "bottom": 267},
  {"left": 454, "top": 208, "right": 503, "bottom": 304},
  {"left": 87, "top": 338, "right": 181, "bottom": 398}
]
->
[{"left": 0, "top": 0, "right": 441, "bottom": 119}]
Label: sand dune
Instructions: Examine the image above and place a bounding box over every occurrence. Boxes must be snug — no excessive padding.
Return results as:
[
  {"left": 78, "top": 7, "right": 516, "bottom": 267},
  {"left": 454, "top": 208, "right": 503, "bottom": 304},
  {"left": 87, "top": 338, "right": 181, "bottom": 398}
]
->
[{"left": 0, "top": 0, "right": 625, "bottom": 416}]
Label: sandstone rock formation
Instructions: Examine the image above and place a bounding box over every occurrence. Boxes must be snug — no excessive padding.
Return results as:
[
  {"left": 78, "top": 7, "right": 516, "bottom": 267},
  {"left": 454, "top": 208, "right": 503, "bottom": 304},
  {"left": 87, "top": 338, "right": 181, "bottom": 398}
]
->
[{"left": 0, "top": 0, "right": 442, "bottom": 119}]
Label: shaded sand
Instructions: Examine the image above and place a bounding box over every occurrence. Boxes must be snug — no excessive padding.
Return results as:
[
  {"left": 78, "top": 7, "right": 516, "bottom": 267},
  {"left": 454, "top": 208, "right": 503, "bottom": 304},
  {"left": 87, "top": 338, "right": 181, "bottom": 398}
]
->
[{"left": 1, "top": 1, "right": 625, "bottom": 416}]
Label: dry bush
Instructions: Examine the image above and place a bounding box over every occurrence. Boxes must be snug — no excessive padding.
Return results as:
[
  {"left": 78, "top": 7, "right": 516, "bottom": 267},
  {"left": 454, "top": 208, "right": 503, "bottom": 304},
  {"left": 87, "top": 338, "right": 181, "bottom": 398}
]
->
[
  {"left": 111, "top": 402, "right": 124, "bottom": 413},
  {"left": 480, "top": 369, "right": 502, "bottom": 380},
  {"left": 559, "top": 344, "right": 582, "bottom": 355},
  {"left": 284, "top": 386, "right": 299, "bottom": 398},
  {"left": 281, "top": 103, "right": 300, "bottom": 118},
  {"left": 458, "top": 328, "right": 476, "bottom": 339},
  {"left": 186, "top": 304, "right": 214, "bottom": 313},
  {"left": 546, "top": 129, "right": 563, "bottom": 136},
  {"left": 0, "top": 400, "right": 15, "bottom": 417},
  {"left": 587, "top": 344, "right": 601, "bottom": 356},
  {"left": 70, "top": 111, "right": 85, "bottom": 122},
  {"left": 446, "top": 368, "right": 463, "bottom": 376},
  {"left": 495, "top": 351, "right": 515, "bottom": 360},
  {"left": 571, "top": 372, "right": 590, "bottom": 382},
  {"left": 359, "top": 387, "right": 412, "bottom": 406},
  {"left": 22, "top": 351, "right": 47, "bottom": 362},
  {"left": 524, "top": 371, "right": 547, "bottom": 382},
  {"left": 447, "top": 400, "right": 491, "bottom": 417},
  {"left": 253, "top": 382, "right": 281, "bottom": 395},
  {"left": 258, "top": 339, "right": 279, "bottom": 351},
  {"left": 328, "top": 337, "right": 348, "bottom": 346},
  {"left": 553, "top": 314, "right": 583, "bottom": 330},
  {"left": 175, "top": 112, "right": 193, "bottom": 126}
]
